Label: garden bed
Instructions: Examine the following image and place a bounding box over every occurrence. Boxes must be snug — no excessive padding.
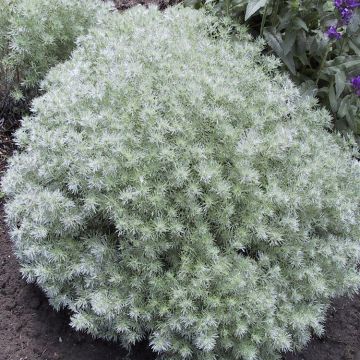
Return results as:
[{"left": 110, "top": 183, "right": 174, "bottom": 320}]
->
[{"left": 1, "top": 1, "right": 360, "bottom": 359}]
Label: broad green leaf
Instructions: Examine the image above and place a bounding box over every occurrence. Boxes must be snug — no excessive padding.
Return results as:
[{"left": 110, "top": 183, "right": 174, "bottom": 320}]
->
[
  {"left": 264, "top": 27, "right": 284, "bottom": 57},
  {"left": 230, "top": 1, "right": 250, "bottom": 10},
  {"left": 338, "top": 95, "right": 351, "bottom": 118},
  {"left": 349, "top": 40, "right": 360, "bottom": 56},
  {"left": 328, "top": 82, "right": 338, "bottom": 112},
  {"left": 324, "top": 56, "right": 360, "bottom": 75},
  {"left": 245, "top": 0, "right": 267, "bottom": 20},
  {"left": 348, "top": 12, "right": 360, "bottom": 33},
  {"left": 264, "top": 27, "right": 296, "bottom": 74},
  {"left": 283, "top": 30, "right": 296, "bottom": 55},
  {"left": 335, "top": 70, "right": 346, "bottom": 98},
  {"left": 293, "top": 17, "right": 308, "bottom": 31},
  {"left": 295, "top": 31, "right": 309, "bottom": 66}
]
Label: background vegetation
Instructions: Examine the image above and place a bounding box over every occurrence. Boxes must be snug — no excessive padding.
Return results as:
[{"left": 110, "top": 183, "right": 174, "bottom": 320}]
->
[{"left": 186, "top": 0, "right": 360, "bottom": 141}]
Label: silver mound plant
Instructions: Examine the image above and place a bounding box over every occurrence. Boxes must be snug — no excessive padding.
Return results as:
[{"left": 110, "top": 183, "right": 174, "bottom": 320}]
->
[
  {"left": 0, "top": 0, "right": 112, "bottom": 105},
  {"left": 2, "top": 5, "right": 360, "bottom": 360}
]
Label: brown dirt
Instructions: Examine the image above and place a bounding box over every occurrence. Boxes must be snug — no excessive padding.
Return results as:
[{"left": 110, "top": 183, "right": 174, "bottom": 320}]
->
[{"left": 284, "top": 295, "right": 360, "bottom": 360}]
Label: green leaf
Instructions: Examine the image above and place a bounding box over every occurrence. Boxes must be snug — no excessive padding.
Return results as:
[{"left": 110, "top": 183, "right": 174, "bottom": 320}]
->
[
  {"left": 326, "top": 56, "right": 360, "bottom": 73},
  {"left": 328, "top": 82, "right": 338, "bottom": 112},
  {"left": 335, "top": 70, "right": 346, "bottom": 98},
  {"left": 264, "top": 27, "right": 296, "bottom": 74},
  {"left": 293, "top": 17, "right": 308, "bottom": 31},
  {"left": 295, "top": 30, "right": 309, "bottom": 66},
  {"left": 338, "top": 95, "right": 351, "bottom": 118},
  {"left": 349, "top": 40, "right": 360, "bottom": 56},
  {"left": 348, "top": 12, "right": 360, "bottom": 34},
  {"left": 245, "top": 0, "right": 267, "bottom": 20},
  {"left": 283, "top": 30, "right": 296, "bottom": 55}
]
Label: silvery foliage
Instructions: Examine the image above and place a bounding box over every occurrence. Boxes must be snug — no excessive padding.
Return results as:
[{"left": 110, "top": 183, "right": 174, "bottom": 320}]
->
[
  {"left": 2, "top": 5, "right": 360, "bottom": 360},
  {"left": 0, "top": 0, "right": 112, "bottom": 113}
]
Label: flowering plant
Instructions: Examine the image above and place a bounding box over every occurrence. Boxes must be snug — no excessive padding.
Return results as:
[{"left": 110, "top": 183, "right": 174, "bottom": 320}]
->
[
  {"left": 333, "top": 0, "right": 360, "bottom": 23},
  {"left": 351, "top": 75, "right": 360, "bottom": 94},
  {"left": 187, "top": 0, "right": 360, "bottom": 140}
]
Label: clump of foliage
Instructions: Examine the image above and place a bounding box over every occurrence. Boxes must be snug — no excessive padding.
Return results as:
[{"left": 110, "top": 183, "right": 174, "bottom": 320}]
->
[
  {"left": 0, "top": 0, "right": 112, "bottom": 127},
  {"left": 3, "top": 6, "right": 360, "bottom": 360},
  {"left": 187, "top": 0, "right": 360, "bottom": 140}
]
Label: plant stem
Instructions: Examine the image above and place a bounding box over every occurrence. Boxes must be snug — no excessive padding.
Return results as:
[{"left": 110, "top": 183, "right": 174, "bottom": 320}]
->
[
  {"left": 225, "top": 0, "right": 230, "bottom": 17},
  {"left": 271, "top": 0, "right": 280, "bottom": 26},
  {"left": 260, "top": 1, "right": 269, "bottom": 36}
]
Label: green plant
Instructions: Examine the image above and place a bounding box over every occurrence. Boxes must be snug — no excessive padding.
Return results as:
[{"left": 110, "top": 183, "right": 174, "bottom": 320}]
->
[
  {"left": 3, "top": 6, "right": 360, "bottom": 360},
  {"left": 186, "top": 0, "right": 360, "bottom": 141},
  {"left": 0, "top": 0, "right": 112, "bottom": 126}
]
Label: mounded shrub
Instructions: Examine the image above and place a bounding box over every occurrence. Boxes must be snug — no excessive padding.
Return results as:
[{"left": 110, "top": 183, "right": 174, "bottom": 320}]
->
[
  {"left": 0, "top": 0, "right": 112, "bottom": 122},
  {"left": 2, "top": 6, "right": 360, "bottom": 360}
]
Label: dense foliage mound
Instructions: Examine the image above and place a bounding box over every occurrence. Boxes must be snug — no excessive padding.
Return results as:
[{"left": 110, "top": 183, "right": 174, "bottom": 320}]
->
[
  {"left": 3, "top": 6, "right": 360, "bottom": 360},
  {"left": 0, "top": 0, "right": 112, "bottom": 123}
]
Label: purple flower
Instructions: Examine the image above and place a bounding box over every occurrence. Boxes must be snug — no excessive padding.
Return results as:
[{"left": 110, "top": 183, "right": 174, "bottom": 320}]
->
[
  {"left": 334, "top": 0, "right": 344, "bottom": 7},
  {"left": 351, "top": 75, "right": 360, "bottom": 96},
  {"left": 333, "top": 0, "right": 360, "bottom": 24},
  {"left": 340, "top": 7, "right": 353, "bottom": 23},
  {"left": 326, "top": 25, "right": 342, "bottom": 39},
  {"left": 346, "top": 0, "right": 360, "bottom": 7},
  {"left": 334, "top": 0, "right": 360, "bottom": 8}
]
